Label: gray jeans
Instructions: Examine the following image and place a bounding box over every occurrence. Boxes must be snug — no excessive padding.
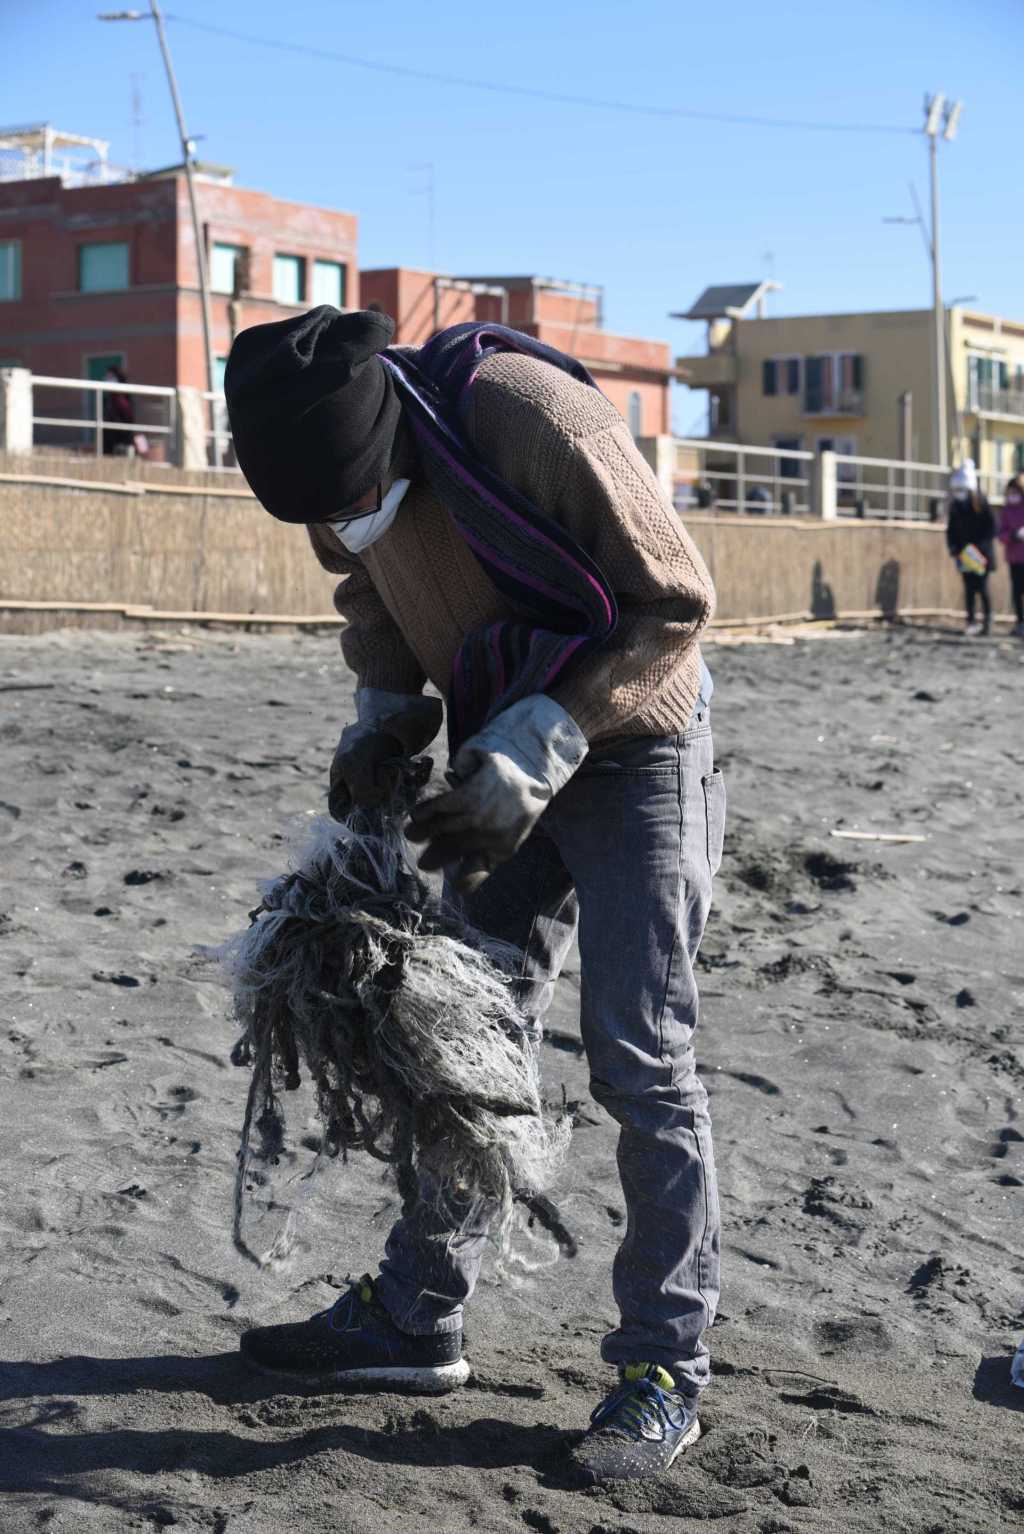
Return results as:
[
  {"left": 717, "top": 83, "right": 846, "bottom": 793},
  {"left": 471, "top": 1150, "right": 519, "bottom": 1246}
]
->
[{"left": 376, "top": 711, "right": 726, "bottom": 1398}]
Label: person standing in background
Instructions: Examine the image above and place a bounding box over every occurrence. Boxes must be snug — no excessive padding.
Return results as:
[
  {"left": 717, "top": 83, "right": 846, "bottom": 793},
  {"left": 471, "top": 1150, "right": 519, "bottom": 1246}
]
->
[
  {"left": 998, "top": 473, "right": 1024, "bottom": 637},
  {"left": 946, "top": 461, "right": 996, "bottom": 636}
]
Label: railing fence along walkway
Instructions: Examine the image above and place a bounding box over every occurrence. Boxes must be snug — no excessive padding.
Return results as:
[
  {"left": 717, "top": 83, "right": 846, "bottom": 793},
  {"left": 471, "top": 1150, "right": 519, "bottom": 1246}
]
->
[
  {"left": 0, "top": 365, "right": 1009, "bottom": 513},
  {"left": 0, "top": 366, "right": 233, "bottom": 470},
  {"left": 674, "top": 437, "right": 1006, "bottom": 521}
]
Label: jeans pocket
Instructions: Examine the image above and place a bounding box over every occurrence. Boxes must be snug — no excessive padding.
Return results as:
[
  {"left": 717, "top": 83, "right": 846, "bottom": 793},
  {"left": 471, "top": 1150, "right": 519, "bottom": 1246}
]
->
[{"left": 702, "top": 768, "right": 726, "bottom": 876}]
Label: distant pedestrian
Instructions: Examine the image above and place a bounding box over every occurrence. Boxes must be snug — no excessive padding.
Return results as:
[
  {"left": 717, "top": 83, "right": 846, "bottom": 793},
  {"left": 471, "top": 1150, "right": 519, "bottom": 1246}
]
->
[
  {"left": 101, "top": 366, "right": 149, "bottom": 458},
  {"left": 101, "top": 366, "right": 135, "bottom": 456},
  {"left": 998, "top": 473, "right": 1024, "bottom": 637},
  {"left": 946, "top": 461, "right": 996, "bottom": 636}
]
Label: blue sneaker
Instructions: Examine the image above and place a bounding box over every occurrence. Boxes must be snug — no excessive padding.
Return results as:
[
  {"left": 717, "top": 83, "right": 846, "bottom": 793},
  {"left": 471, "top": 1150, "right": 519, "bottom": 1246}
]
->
[
  {"left": 573, "top": 1363, "right": 701, "bottom": 1482},
  {"left": 240, "top": 1274, "right": 470, "bottom": 1394}
]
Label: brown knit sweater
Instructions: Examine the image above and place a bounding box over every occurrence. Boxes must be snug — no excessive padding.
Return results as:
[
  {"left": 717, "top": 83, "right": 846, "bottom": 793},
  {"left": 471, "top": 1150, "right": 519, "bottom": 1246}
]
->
[{"left": 307, "top": 351, "right": 715, "bottom": 743}]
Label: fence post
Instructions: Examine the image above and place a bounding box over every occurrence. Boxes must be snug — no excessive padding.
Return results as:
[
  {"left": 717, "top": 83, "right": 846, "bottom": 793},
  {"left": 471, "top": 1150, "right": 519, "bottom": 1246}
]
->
[
  {"left": 0, "top": 368, "right": 34, "bottom": 456},
  {"left": 813, "top": 449, "right": 838, "bottom": 519},
  {"left": 636, "top": 435, "right": 676, "bottom": 502},
  {"left": 175, "top": 386, "right": 208, "bottom": 469}
]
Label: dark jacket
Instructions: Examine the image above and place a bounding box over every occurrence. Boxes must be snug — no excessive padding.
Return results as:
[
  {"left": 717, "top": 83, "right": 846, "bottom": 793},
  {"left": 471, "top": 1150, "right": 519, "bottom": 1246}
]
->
[{"left": 947, "top": 494, "right": 997, "bottom": 571}]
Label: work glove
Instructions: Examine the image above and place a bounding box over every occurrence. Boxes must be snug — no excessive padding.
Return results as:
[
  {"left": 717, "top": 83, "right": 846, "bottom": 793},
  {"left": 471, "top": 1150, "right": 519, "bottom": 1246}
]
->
[
  {"left": 329, "top": 689, "right": 443, "bottom": 819},
  {"left": 406, "top": 695, "right": 588, "bottom": 894}
]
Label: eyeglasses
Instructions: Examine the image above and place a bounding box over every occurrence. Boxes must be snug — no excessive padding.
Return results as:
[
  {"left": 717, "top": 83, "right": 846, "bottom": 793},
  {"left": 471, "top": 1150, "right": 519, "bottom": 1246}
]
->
[{"left": 327, "top": 481, "right": 384, "bottom": 528}]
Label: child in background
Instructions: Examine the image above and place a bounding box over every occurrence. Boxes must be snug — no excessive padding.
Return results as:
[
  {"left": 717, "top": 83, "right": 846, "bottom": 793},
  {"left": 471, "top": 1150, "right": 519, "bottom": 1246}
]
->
[
  {"left": 998, "top": 474, "right": 1024, "bottom": 637},
  {"left": 946, "top": 460, "right": 997, "bottom": 636}
]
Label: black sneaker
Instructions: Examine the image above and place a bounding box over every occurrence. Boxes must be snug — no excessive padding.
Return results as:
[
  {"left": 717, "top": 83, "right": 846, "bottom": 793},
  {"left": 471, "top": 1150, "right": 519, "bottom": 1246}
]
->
[
  {"left": 239, "top": 1274, "right": 470, "bottom": 1393},
  {"left": 572, "top": 1363, "right": 701, "bottom": 1482}
]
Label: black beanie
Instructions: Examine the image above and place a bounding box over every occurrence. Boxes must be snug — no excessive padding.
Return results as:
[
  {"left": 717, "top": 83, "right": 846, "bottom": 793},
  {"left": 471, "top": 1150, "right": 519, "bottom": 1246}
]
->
[{"left": 224, "top": 306, "right": 401, "bottom": 523}]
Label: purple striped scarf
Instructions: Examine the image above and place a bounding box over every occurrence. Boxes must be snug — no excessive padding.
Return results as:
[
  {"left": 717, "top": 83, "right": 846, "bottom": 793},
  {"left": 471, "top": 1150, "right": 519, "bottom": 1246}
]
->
[{"left": 381, "top": 323, "right": 618, "bottom": 749}]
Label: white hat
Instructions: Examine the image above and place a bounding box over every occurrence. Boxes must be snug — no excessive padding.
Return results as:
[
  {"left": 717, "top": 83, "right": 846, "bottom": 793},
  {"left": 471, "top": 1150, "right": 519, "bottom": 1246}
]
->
[{"left": 950, "top": 459, "right": 977, "bottom": 493}]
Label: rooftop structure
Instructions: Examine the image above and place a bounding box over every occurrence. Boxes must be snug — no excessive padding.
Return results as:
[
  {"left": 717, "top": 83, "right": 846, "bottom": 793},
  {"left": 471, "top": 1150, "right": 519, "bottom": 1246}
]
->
[
  {"left": 672, "top": 280, "right": 782, "bottom": 324},
  {"left": 0, "top": 124, "right": 128, "bottom": 187},
  {"left": 362, "top": 266, "right": 676, "bottom": 437}
]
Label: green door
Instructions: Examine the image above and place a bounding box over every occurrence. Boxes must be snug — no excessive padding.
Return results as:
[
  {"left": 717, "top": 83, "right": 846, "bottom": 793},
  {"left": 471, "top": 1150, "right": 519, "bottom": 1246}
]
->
[{"left": 86, "top": 353, "right": 125, "bottom": 381}]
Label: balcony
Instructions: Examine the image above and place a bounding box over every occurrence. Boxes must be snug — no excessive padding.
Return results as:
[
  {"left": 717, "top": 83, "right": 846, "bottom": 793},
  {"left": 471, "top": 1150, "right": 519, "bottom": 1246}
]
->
[
  {"left": 802, "top": 388, "right": 866, "bottom": 418},
  {"left": 676, "top": 352, "right": 737, "bottom": 389},
  {"left": 970, "top": 385, "right": 1024, "bottom": 421}
]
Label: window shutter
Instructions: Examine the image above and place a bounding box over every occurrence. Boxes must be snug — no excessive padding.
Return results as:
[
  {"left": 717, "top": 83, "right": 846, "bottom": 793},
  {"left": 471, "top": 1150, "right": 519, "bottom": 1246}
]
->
[
  {"left": 786, "top": 358, "right": 800, "bottom": 394},
  {"left": 762, "top": 359, "right": 777, "bottom": 397},
  {"left": 805, "top": 356, "right": 823, "bottom": 413},
  {"left": 851, "top": 354, "right": 864, "bottom": 391}
]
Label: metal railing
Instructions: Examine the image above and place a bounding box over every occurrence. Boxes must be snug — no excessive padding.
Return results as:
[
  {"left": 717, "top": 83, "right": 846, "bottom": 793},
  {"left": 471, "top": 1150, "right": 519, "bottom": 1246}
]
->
[
  {"left": 673, "top": 436, "right": 815, "bottom": 515},
  {"left": 833, "top": 453, "right": 1004, "bottom": 521},
  {"left": 673, "top": 436, "right": 1009, "bottom": 521},
  {"left": 30, "top": 375, "right": 177, "bottom": 459},
  {"left": 970, "top": 384, "right": 1024, "bottom": 420},
  {"left": 200, "top": 391, "right": 236, "bottom": 470}
]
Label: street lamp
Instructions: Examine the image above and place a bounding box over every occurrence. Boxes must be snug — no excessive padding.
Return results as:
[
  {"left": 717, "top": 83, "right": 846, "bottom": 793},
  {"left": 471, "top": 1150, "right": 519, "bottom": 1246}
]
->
[
  {"left": 98, "top": 1, "right": 221, "bottom": 465},
  {"left": 923, "top": 92, "right": 964, "bottom": 471}
]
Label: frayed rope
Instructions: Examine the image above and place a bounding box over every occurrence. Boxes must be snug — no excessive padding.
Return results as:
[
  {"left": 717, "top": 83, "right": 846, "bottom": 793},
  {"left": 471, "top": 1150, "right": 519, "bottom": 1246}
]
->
[{"left": 215, "top": 760, "right": 574, "bottom": 1268}]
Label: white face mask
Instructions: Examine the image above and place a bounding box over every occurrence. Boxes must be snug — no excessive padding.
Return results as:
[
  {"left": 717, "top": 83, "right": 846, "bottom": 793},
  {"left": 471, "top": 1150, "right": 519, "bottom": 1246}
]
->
[{"left": 326, "top": 478, "right": 410, "bottom": 553}]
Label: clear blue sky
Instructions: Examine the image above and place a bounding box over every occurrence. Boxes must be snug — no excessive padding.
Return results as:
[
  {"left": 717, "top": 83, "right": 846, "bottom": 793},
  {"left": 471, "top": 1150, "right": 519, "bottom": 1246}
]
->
[{"left": 5, "top": 0, "right": 1021, "bottom": 428}]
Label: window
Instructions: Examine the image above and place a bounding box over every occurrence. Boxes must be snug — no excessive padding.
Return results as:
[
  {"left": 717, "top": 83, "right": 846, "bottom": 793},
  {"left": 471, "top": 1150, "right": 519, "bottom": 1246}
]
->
[
  {"left": 628, "top": 390, "right": 643, "bottom": 438},
  {"left": 762, "top": 357, "right": 800, "bottom": 397},
  {"left": 817, "top": 435, "right": 858, "bottom": 483},
  {"left": 994, "top": 438, "right": 1015, "bottom": 475},
  {"left": 273, "top": 254, "right": 306, "bottom": 305},
  {"left": 78, "top": 241, "right": 130, "bottom": 293},
  {"left": 85, "top": 353, "right": 126, "bottom": 382},
  {"left": 215, "top": 355, "right": 228, "bottom": 392},
  {"left": 773, "top": 434, "right": 804, "bottom": 478},
  {"left": 312, "top": 259, "right": 347, "bottom": 309},
  {"left": 804, "top": 354, "right": 864, "bottom": 414},
  {"left": 0, "top": 240, "right": 21, "bottom": 302},
  {"left": 211, "top": 242, "right": 247, "bottom": 296}
]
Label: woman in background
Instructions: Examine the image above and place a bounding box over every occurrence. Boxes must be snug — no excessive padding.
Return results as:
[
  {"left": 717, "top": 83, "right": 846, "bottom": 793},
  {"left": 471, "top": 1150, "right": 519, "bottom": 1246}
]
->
[
  {"left": 997, "top": 472, "right": 1024, "bottom": 637},
  {"left": 946, "top": 460, "right": 996, "bottom": 636}
]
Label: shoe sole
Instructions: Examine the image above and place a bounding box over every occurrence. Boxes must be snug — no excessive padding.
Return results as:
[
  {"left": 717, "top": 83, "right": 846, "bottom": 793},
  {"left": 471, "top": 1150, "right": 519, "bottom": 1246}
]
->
[
  {"left": 666, "top": 1416, "right": 702, "bottom": 1467},
  {"left": 241, "top": 1354, "right": 471, "bottom": 1394}
]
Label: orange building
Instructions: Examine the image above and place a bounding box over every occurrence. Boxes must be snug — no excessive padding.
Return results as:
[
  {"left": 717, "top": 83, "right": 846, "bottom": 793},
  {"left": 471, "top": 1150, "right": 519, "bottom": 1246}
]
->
[{"left": 361, "top": 268, "right": 675, "bottom": 437}]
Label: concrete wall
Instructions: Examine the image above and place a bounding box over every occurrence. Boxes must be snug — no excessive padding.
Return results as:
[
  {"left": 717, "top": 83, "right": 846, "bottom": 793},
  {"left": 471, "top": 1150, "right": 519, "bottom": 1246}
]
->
[
  {"left": 0, "top": 473, "right": 1013, "bottom": 634},
  {"left": 0, "top": 472, "right": 336, "bottom": 631}
]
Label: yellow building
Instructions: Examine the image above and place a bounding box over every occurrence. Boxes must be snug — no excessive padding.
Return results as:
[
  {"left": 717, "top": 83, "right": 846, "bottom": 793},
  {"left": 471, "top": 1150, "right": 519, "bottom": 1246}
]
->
[{"left": 675, "top": 283, "right": 1024, "bottom": 488}]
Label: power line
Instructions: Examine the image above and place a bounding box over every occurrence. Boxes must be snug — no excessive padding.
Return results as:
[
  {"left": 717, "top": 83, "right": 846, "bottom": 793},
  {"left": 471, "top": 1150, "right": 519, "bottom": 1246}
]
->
[{"left": 164, "top": 13, "right": 916, "bottom": 136}]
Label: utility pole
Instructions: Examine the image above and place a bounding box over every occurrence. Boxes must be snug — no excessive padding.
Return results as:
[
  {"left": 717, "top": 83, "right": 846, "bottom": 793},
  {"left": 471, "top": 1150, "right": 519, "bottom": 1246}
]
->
[
  {"left": 923, "top": 94, "right": 963, "bottom": 470},
  {"left": 99, "top": 4, "right": 221, "bottom": 465}
]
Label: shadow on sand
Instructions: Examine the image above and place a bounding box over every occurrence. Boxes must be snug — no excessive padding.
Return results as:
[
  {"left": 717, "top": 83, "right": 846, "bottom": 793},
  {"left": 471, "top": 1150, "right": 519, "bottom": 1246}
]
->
[
  {"left": 0, "top": 1351, "right": 572, "bottom": 1501},
  {"left": 972, "top": 1354, "right": 1024, "bottom": 1412}
]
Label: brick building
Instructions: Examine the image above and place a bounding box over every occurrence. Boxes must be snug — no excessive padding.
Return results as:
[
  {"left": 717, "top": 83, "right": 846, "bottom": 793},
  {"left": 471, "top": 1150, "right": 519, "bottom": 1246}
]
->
[
  {"left": 361, "top": 267, "right": 674, "bottom": 435},
  {"left": 0, "top": 126, "right": 674, "bottom": 449},
  {"left": 0, "top": 133, "right": 357, "bottom": 395}
]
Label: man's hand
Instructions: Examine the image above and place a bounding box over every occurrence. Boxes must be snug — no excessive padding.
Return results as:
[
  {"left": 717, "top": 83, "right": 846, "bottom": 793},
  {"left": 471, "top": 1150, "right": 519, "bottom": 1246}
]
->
[
  {"left": 406, "top": 752, "right": 551, "bottom": 893},
  {"left": 405, "top": 694, "right": 588, "bottom": 894},
  {"left": 329, "top": 692, "right": 442, "bottom": 820}
]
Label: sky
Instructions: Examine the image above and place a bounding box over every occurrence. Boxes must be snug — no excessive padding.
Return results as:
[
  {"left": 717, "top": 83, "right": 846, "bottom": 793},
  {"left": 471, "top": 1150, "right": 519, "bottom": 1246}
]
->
[{"left": 4, "top": 0, "right": 1021, "bottom": 432}]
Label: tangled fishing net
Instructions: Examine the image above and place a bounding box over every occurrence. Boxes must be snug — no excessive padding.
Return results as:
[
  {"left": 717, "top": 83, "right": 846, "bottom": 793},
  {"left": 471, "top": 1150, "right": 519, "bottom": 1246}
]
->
[{"left": 217, "top": 760, "right": 572, "bottom": 1269}]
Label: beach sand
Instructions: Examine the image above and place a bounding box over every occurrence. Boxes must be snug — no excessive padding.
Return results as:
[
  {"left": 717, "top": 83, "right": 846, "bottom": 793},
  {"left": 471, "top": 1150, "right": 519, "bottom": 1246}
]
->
[{"left": 0, "top": 622, "right": 1021, "bottom": 1533}]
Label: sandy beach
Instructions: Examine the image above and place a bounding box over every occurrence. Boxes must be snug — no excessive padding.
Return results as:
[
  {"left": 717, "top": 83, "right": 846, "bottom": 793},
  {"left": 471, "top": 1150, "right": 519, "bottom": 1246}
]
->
[{"left": 1, "top": 620, "right": 1021, "bottom": 1534}]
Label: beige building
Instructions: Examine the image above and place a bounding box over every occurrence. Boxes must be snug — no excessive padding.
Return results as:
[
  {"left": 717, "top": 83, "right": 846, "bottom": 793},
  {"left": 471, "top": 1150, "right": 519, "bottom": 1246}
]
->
[{"left": 675, "top": 283, "right": 1024, "bottom": 487}]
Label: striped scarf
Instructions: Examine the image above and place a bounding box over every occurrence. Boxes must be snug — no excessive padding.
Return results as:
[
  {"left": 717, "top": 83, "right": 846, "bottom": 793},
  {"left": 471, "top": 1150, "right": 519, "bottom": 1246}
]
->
[{"left": 381, "top": 323, "right": 618, "bottom": 749}]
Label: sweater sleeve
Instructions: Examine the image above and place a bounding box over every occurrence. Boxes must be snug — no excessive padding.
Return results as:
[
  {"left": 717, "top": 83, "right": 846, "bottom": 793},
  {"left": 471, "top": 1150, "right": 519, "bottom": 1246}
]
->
[
  {"left": 546, "top": 419, "right": 714, "bottom": 738},
  {"left": 306, "top": 522, "right": 427, "bottom": 695},
  {"left": 464, "top": 356, "right": 715, "bottom": 741}
]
